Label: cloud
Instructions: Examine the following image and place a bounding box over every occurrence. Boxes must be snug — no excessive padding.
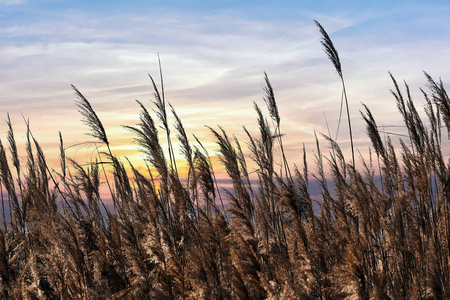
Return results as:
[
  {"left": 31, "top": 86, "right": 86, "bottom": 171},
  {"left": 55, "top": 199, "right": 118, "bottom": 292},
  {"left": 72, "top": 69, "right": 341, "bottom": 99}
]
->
[
  {"left": 1, "top": 3, "right": 450, "bottom": 171},
  {"left": 0, "top": 0, "right": 24, "bottom": 4}
]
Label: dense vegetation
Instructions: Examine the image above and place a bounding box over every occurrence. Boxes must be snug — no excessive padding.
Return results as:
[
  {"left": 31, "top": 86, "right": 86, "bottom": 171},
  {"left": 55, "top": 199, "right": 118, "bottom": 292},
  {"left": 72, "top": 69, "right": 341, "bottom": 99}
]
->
[{"left": 0, "top": 22, "right": 450, "bottom": 299}]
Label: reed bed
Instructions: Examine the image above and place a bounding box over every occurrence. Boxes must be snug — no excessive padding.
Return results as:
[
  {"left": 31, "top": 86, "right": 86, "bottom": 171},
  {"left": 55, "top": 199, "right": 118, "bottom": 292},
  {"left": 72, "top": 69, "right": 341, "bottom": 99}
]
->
[{"left": 0, "top": 22, "right": 449, "bottom": 299}]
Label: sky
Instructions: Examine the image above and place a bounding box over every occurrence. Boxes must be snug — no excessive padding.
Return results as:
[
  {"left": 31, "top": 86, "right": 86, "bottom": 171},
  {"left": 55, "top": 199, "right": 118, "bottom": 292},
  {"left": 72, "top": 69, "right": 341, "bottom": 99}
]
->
[{"left": 1, "top": 0, "right": 450, "bottom": 181}]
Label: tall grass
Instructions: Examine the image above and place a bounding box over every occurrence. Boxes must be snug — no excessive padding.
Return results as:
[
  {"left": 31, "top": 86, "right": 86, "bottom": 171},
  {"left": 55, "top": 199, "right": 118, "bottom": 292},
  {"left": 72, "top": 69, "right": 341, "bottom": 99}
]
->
[{"left": 0, "top": 22, "right": 449, "bottom": 299}]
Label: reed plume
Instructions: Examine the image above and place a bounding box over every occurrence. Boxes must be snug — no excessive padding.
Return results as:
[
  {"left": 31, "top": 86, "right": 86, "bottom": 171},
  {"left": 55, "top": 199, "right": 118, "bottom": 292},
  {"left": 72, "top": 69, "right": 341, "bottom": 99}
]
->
[{"left": 315, "top": 20, "right": 355, "bottom": 168}]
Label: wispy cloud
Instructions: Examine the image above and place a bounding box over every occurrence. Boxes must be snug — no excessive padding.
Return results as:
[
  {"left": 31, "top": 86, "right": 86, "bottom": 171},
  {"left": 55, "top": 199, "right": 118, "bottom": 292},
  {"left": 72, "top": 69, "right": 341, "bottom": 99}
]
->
[
  {"left": 0, "top": 0, "right": 25, "bottom": 5},
  {"left": 0, "top": 2, "right": 450, "bottom": 168}
]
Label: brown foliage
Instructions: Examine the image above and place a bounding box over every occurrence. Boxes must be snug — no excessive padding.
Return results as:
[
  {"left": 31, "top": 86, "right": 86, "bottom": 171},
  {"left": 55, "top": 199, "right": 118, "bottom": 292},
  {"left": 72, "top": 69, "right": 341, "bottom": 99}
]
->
[{"left": 0, "top": 23, "right": 449, "bottom": 299}]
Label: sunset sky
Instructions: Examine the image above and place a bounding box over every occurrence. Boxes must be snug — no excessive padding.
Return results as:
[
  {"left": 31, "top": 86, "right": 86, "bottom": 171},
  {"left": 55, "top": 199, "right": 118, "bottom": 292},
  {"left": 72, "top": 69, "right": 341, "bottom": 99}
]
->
[{"left": 1, "top": 0, "right": 450, "bottom": 179}]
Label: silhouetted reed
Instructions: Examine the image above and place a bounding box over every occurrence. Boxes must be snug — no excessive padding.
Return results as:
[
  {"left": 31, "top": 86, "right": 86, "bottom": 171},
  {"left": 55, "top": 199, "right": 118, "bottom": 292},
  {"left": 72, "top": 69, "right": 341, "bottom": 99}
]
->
[{"left": 0, "top": 22, "right": 449, "bottom": 299}]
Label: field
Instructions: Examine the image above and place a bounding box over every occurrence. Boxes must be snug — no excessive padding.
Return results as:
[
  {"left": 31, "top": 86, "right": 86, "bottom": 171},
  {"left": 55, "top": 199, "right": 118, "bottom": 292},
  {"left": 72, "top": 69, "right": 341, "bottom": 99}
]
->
[{"left": 0, "top": 22, "right": 450, "bottom": 299}]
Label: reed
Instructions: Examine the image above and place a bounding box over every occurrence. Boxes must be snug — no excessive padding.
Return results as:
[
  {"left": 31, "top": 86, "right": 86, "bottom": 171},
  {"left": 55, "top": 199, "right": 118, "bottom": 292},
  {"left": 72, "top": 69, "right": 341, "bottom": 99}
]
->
[{"left": 0, "top": 21, "right": 448, "bottom": 299}]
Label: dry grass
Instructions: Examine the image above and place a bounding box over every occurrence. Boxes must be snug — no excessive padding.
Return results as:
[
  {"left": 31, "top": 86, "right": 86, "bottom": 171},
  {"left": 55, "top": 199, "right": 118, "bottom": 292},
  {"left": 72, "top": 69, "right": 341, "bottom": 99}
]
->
[{"left": 0, "top": 22, "right": 449, "bottom": 299}]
